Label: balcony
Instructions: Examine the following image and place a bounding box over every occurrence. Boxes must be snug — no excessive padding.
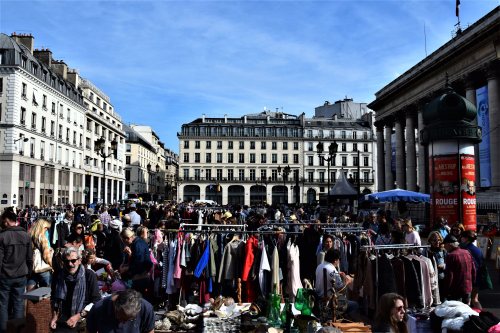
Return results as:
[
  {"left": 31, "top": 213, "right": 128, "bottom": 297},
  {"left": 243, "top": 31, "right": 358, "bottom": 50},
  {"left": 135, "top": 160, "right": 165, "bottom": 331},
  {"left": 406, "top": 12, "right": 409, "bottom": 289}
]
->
[
  {"left": 31, "top": 124, "right": 36, "bottom": 130},
  {"left": 30, "top": 151, "right": 35, "bottom": 158},
  {"left": 178, "top": 176, "right": 300, "bottom": 183}
]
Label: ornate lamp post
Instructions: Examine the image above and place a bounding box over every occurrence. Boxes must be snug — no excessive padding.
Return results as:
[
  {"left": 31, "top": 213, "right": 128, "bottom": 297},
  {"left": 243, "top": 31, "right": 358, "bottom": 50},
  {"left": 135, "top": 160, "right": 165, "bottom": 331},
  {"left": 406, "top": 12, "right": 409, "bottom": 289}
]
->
[
  {"left": 317, "top": 141, "right": 338, "bottom": 207},
  {"left": 256, "top": 177, "right": 271, "bottom": 206},
  {"left": 277, "top": 165, "right": 291, "bottom": 204},
  {"left": 94, "top": 136, "right": 117, "bottom": 204}
]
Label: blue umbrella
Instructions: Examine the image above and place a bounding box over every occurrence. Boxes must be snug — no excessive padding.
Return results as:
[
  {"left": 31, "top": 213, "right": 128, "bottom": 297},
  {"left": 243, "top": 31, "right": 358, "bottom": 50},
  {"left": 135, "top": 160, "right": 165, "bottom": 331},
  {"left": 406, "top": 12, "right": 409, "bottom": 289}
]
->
[{"left": 359, "top": 189, "right": 430, "bottom": 203}]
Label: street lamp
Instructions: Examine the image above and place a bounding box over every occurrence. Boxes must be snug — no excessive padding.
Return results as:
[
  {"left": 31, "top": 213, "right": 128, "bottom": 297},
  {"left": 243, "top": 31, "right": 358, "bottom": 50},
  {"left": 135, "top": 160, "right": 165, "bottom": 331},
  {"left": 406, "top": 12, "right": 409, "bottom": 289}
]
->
[
  {"left": 277, "top": 165, "right": 291, "bottom": 204},
  {"left": 317, "top": 141, "right": 338, "bottom": 207},
  {"left": 94, "top": 136, "right": 118, "bottom": 205},
  {"left": 256, "top": 176, "right": 270, "bottom": 206}
]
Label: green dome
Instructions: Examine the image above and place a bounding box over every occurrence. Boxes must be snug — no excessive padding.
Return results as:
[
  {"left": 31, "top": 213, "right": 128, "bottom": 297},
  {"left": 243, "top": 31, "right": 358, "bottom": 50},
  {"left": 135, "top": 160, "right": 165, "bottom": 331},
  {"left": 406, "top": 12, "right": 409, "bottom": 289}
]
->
[
  {"left": 419, "top": 73, "right": 482, "bottom": 145},
  {"left": 423, "top": 78, "right": 477, "bottom": 125}
]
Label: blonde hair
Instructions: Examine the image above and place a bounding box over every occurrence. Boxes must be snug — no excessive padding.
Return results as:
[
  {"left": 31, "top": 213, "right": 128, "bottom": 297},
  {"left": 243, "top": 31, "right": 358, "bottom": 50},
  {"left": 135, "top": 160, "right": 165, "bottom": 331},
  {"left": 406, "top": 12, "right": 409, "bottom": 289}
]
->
[
  {"left": 28, "top": 219, "right": 51, "bottom": 246},
  {"left": 402, "top": 220, "right": 413, "bottom": 230},
  {"left": 453, "top": 223, "right": 465, "bottom": 232},
  {"left": 428, "top": 231, "right": 444, "bottom": 249},
  {"left": 65, "top": 211, "right": 73, "bottom": 219},
  {"left": 120, "top": 227, "right": 135, "bottom": 239}
]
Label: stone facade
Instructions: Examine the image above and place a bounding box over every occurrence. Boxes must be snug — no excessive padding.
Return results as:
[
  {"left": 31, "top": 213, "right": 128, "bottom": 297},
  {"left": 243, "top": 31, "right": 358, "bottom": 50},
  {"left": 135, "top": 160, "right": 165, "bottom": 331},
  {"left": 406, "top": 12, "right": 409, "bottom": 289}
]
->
[
  {"left": 368, "top": 7, "right": 500, "bottom": 215},
  {"left": 0, "top": 33, "right": 87, "bottom": 209},
  {"left": 81, "top": 77, "right": 126, "bottom": 205}
]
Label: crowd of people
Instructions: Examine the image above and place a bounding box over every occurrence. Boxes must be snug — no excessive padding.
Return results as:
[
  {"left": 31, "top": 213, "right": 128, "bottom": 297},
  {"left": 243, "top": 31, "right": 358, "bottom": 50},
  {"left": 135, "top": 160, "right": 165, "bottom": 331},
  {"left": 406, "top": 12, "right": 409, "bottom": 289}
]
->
[{"left": 0, "top": 201, "right": 492, "bottom": 333}]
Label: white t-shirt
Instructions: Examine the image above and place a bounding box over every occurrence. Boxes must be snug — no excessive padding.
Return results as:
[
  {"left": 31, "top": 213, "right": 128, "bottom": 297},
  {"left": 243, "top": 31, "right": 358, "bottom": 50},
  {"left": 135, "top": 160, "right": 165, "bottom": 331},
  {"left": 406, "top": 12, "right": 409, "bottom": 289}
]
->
[{"left": 315, "top": 261, "right": 343, "bottom": 298}]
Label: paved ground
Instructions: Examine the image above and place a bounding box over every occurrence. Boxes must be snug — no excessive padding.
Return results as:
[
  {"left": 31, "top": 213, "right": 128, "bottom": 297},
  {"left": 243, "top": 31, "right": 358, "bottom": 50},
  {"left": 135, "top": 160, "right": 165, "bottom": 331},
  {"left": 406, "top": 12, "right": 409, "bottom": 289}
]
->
[{"left": 479, "top": 259, "right": 500, "bottom": 318}]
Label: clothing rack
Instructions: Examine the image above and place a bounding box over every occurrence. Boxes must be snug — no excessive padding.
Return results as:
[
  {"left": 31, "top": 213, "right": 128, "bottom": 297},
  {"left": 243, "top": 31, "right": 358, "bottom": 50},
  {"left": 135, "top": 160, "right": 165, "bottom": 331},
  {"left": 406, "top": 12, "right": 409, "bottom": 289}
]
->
[
  {"left": 322, "top": 228, "right": 364, "bottom": 232},
  {"left": 361, "top": 244, "right": 430, "bottom": 309},
  {"left": 157, "top": 229, "right": 301, "bottom": 235},
  {"left": 263, "top": 222, "right": 359, "bottom": 226}
]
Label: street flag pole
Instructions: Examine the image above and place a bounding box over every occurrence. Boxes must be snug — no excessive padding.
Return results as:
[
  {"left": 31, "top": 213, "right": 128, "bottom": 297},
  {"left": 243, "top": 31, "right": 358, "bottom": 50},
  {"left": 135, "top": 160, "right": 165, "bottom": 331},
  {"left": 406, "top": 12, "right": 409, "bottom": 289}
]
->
[{"left": 456, "top": 0, "right": 460, "bottom": 23}]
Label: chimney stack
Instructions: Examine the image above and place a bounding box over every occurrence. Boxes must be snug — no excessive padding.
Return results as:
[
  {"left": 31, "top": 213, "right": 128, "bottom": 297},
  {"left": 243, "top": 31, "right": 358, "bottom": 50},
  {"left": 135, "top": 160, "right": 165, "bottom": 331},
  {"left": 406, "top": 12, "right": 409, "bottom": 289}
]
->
[
  {"left": 33, "top": 48, "right": 52, "bottom": 66},
  {"left": 11, "top": 32, "right": 34, "bottom": 54},
  {"left": 51, "top": 60, "right": 68, "bottom": 80}
]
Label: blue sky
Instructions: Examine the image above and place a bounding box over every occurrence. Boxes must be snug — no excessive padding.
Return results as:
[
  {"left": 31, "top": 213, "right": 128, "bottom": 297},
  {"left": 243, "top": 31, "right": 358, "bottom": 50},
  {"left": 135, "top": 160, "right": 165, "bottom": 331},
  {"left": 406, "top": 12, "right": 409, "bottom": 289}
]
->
[{"left": 1, "top": 1, "right": 497, "bottom": 153}]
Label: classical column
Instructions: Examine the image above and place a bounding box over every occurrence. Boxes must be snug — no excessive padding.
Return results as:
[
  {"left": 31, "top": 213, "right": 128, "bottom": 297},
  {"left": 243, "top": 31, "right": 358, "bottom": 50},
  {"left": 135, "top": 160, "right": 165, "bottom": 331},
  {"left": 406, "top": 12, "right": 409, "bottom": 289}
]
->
[
  {"left": 89, "top": 175, "right": 94, "bottom": 203},
  {"left": 384, "top": 117, "right": 395, "bottom": 190},
  {"left": 485, "top": 61, "right": 500, "bottom": 188},
  {"left": 375, "top": 120, "right": 386, "bottom": 192},
  {"left": 415, "top": 99, "right": 427, "bottom": 193},
  {"left": 463, "top": 73, "right": 480, "bottom": 186},
  {"left": 394, "top": 111, "right": 406, "bottom": 189},
  {"left": 405, "top": 107, "right": 417, "bottom": 191}
]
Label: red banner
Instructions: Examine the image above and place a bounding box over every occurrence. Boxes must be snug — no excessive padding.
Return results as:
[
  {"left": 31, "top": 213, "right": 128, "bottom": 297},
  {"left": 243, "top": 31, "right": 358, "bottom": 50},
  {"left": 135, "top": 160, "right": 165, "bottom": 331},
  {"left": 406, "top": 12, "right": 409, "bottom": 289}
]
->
[
  {"left": 430, "top": 154, "right": 434, "bottom": 227},
  {"left": 460, "top": 154, "right": 476, "bottom": 231},
  {"left": 432, "top": 154, "right": 460, "bottom": 225}
]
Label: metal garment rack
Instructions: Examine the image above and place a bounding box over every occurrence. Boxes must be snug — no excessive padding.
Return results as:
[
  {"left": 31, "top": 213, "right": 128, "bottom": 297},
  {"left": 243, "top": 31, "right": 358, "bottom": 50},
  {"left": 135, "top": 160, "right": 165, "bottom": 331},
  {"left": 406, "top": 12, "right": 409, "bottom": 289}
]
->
[
  {"left": 322, "top": 227, "right": 364, "bottom": 232},
  {"left": 361, "top": 244, "right": 430, "bottom": 310},
  {"left": 263, "top": 222, "right": 359, "bottom": 226},
  {"left": 156, "top": 229, "right": 302, "bottom": 235}
]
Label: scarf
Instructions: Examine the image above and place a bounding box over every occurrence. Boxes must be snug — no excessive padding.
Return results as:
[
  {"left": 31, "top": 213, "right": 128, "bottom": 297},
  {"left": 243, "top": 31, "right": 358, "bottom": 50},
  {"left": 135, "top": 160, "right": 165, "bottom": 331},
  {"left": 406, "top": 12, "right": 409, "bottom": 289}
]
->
[{"left": 55, "top": 265, "right": 86, "bottom": 317}]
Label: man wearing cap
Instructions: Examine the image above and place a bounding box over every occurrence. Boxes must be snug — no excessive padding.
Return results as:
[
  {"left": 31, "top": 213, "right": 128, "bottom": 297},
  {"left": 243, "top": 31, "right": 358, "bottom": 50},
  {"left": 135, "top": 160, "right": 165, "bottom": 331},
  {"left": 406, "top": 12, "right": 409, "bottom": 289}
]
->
[{"left": 443, "top": 234, "right": 476, "bottom": 304}]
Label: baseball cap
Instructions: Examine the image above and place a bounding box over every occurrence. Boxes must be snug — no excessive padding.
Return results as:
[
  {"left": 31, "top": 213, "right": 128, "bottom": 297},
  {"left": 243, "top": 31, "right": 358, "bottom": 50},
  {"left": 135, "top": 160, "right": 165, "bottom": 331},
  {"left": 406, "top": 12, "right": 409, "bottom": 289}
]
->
[{"left": 443, "top": 234, "right": 458, "bottom": 244}]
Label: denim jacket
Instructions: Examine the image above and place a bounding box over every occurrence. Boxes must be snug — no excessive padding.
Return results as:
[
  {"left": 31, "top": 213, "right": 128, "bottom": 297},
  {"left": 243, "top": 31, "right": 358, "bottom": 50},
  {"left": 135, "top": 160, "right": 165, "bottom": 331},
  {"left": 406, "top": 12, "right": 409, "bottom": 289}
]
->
[{"left": 423, "top": 248, "right": 447, "bottom": 280}]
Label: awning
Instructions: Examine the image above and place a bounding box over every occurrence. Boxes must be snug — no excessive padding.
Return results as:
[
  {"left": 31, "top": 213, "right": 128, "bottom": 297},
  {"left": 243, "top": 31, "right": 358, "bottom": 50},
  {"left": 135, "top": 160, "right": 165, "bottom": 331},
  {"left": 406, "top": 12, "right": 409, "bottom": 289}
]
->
[{"left": 359, "top": 189, "right": 430, "bottom": 203}]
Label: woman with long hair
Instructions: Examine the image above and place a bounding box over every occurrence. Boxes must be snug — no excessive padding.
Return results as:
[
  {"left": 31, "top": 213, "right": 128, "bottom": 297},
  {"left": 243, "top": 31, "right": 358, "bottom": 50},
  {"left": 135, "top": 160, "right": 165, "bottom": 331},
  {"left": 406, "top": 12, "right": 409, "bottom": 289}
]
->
[
  {"left": 402, "top": 220, "right": 421, "bottom": 246},
  {"left": 376, "top": 223, "right": 394, "bottom": 245},
  {"left": 373, "top": 293, "right": 409, "bottom": 333},
  {"left": 461, "top": 230, "right": 483, "bottom": 309},
  {"left": 423, "top": 231, "right": 447, "bottom": 304},
  {"left": 27, "top": 219, "right": 53, "bottom": 290}
]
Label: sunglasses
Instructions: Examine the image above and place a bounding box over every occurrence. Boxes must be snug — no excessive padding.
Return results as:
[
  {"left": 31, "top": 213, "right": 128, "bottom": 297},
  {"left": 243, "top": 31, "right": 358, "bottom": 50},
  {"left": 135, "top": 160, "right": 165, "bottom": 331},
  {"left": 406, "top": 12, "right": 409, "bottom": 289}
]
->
[
  {"left": 76, "top": 226, "right": 83, "bottom": 229},
  {"left": 396, "top": 306, "right": 405, "bottom": 312},
  {"left": 452, "top": 229, "right": 460, "bottom": 232},
  {"left": 63, "top": 259, "right": 79, "bottom": 265}
]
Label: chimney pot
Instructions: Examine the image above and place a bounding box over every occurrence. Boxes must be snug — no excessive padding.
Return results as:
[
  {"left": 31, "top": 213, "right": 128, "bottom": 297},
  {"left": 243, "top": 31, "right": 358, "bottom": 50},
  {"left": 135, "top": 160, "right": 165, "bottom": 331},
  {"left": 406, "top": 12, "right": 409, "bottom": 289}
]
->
[
  {"left": 13, "top": 32, "right": 16, "bottom": 35},
  {"left": 30, "top": 33, "right": 32, "bottom": 36}
]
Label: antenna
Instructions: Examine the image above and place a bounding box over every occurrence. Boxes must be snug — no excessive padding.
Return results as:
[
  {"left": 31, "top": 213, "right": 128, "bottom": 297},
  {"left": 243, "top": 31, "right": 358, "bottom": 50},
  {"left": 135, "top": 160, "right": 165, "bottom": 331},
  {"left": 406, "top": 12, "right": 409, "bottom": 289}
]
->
[{"left": 424, "top": 22, "right": 427, "bottom": 57}]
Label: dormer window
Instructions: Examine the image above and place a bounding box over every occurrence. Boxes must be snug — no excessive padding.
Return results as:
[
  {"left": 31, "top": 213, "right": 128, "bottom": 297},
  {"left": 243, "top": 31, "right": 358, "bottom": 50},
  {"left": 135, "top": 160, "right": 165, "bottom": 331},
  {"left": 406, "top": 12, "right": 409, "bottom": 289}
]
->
[
  {"left": 32, "top": 63, "right": 37, "bottom": 75},
  {"left": 21, "top": 57, "right": 27, "bottom": 68}
]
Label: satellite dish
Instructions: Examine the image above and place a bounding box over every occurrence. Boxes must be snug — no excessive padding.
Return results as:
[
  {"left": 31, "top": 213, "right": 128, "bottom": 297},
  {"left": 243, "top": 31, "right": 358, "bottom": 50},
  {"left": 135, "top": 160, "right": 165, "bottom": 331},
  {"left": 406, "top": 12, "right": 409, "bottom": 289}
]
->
[{"left": 264, "top": 107, "right": 267, "bottom": 111}]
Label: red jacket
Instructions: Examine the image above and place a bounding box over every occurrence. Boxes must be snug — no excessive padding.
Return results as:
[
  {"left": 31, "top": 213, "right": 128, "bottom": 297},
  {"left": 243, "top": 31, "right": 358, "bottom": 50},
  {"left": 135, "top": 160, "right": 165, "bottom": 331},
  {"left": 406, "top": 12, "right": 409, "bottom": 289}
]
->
[{"left": 242, "top": 236, "right": 259, "bottom": 281}]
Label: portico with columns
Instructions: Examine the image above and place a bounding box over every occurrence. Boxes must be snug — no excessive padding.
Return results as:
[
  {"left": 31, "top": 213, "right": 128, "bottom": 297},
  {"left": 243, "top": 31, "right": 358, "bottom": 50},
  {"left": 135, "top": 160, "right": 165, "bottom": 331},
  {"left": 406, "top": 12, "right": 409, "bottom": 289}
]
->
[{"left": 368, "top": 6, "right": 500, "bottom": 218}]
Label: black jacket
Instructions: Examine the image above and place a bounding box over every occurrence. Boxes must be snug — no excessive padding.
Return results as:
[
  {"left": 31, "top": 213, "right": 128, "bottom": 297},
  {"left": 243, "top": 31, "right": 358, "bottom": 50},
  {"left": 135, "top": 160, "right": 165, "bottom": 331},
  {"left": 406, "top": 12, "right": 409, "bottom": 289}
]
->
[
  {"left": 103, "top": 230, "right": 125, "bottom": 267},
  {"left": 0, "top": 226, "right": 33, "bottom": 279},
  {"left": 50, "top": 267, "right": 101, "bottom": 316}
]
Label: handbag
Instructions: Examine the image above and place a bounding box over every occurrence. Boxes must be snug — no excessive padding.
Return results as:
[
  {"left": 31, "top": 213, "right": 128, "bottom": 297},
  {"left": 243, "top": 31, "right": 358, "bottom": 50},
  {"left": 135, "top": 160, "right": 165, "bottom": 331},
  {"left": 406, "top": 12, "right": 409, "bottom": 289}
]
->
[
  {"left": 465, "top": 247, "right": 492, "bottom": 290},
  {"left": 33, "top": 235, "right": 53, "bottom": 273},
  {"left": 479, "top": 262, "right": 493, "bottom": 290}
]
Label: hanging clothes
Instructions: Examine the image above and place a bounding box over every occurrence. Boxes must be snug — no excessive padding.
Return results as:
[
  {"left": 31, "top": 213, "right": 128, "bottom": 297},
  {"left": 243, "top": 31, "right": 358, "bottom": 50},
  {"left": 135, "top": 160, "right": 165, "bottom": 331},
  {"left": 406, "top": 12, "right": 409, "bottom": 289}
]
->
[
  {"left": 270, "top": 245, "right": 280, "bottom": 289},
  {"left": 287, "top": 240, "right": 303, "bottom": 301},
  {"left": 259, "top": 242, "right": 271, "bottom": 297},
  {"left": 242, "top": 236, "right": 259, "bottom": 303}
]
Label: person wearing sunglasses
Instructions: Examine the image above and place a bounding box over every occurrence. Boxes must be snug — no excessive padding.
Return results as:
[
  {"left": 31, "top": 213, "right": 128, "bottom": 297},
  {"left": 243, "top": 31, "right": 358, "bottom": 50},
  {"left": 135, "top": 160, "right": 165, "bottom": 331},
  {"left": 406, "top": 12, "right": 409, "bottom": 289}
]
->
[
  {"left": 450, "top": 223, "right": 464, "bottom": 242},
  {"left": 50, "top": 247, "right": 100, "bottom": 333},
  {"left": 373, "top": 293, "right": 409, "bottom": 333},
  {"left": 423, "top": 231, "right": 447, "bottom": 304}
]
